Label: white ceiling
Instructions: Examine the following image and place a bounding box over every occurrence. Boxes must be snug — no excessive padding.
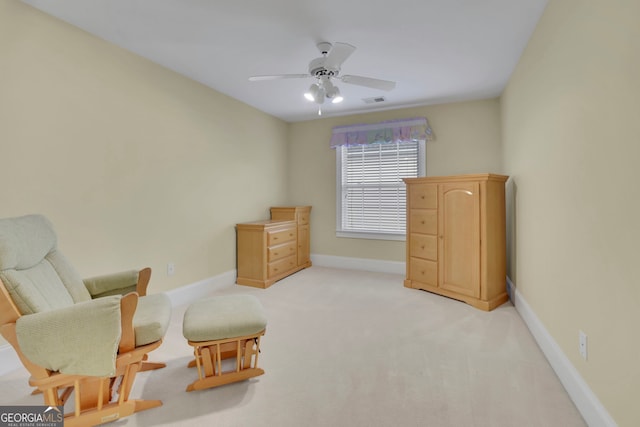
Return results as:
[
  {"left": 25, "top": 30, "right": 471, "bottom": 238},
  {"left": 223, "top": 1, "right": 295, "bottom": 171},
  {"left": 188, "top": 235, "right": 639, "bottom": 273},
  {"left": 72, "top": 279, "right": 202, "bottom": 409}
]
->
[{"left": 23, "top": 0, "right": 548, "bottom": 123}]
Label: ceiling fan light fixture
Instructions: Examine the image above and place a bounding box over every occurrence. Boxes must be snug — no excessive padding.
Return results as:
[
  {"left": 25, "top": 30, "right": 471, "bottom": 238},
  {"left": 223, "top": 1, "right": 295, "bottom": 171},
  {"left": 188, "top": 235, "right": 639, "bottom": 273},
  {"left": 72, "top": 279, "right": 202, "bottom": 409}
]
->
[
  {"left": 304, "top": 83, "right": 319, "bottom": 101},
  {"left": 304, "top": 83, "right": 325, "bottom": 104},
  {"left": 323, "top": 78, "right": 344, "bottom": 104},
  {"left": 330, "top": 87, "right": 343, "bottom": 104}
]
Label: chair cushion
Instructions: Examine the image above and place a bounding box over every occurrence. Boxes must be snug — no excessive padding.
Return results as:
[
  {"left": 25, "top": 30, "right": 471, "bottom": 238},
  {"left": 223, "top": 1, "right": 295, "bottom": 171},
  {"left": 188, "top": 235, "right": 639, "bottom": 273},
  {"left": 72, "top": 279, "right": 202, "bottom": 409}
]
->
[
  {"left": 0, "top": 260, "right": 76, "bottom": 314},
  {"left": 0, "top": 214, "right": 56, "bottom": 271},
  {"left": 0, "top": 215, "right": 91, "bottom": 314},
  {"left": 46, "top": 249, "right": 91, "bottom": 304},
  {"left": 183, "top": 294, "right": 267, "bottom": 342},
  {"left": 133, "top": 293, "right": 172, "bottom": 346}
]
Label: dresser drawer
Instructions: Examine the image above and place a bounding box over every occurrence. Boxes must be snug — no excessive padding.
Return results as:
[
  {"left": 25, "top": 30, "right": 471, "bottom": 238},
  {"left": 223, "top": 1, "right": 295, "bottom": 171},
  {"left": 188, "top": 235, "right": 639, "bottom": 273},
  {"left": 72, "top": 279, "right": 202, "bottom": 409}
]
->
[
  {"left": 409, "top": 257, "right": 437, "bottom": 286},
  {"left": 409, "top": 209, "right": 437, "bottom": 234},
  {"left": 297, "top": 211, "right": 309, "bottom": 225},
  {"left": 270, "top": 207, "right": 311, "bottom": 225},
  {"left": 410, "top": 234, "right": 437, "bottom": 261},
  {"left": 268, "top": 241, "right": 296, "bottom": 262},
  {"left": 409, "top": 184, "right": 437, "bottom": 209},
  {"left": 268, "top": 256, "right": 297, "bottom": 278},
  {"left": 267, "top": 228, "right": 296, "bottom": 246}
]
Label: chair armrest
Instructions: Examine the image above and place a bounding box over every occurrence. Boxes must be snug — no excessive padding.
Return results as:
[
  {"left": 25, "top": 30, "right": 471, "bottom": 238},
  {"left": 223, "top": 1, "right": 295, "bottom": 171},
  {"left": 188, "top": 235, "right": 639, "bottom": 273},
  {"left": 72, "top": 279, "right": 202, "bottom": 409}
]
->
[
  {"left": 15, "top": 296, "right": 123, "bottom": 377},
  {"left": 119, "top": 292, "right": 138, "bottom": 354},
  {"left": 84, "top": 267, "right": 151, "bottom": 298}
]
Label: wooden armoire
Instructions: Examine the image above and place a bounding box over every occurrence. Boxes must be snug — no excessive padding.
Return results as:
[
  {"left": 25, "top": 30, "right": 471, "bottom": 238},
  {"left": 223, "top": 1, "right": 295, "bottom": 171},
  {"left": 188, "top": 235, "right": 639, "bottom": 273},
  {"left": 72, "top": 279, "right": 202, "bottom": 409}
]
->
[{"left": 403, "top": 174, "right": 508, "bottom": 311}]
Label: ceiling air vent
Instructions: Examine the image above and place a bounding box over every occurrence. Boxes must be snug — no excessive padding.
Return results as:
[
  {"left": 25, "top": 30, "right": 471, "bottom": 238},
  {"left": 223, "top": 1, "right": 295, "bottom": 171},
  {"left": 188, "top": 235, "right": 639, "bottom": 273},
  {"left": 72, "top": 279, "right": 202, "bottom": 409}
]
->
[{"left": 363, "top": 96, "right": 386, "bottom": 104}]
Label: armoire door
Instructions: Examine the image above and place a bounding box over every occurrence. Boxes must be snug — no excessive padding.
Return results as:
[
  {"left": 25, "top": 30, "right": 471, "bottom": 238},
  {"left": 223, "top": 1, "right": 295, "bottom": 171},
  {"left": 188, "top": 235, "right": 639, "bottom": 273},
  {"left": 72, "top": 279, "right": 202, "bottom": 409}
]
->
[{"left": 438, "top": 181, "right": 480, "bottom": 298}]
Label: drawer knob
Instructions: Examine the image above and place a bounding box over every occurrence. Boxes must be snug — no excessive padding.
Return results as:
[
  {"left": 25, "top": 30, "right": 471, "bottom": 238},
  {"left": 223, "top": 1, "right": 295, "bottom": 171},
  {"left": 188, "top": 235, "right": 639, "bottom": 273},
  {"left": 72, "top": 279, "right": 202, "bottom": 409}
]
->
[
  {"left": 421, "top": 245, "right": 425, "bottom": 249},
  {"left": 421, "top": 195, "right": 425, "bottom": 199},
  {"left": 421, "top": 220, "right": 425, "bottom": 224},
  {"left": 274, "top": 252, "right": 279, "bottom": 256}
]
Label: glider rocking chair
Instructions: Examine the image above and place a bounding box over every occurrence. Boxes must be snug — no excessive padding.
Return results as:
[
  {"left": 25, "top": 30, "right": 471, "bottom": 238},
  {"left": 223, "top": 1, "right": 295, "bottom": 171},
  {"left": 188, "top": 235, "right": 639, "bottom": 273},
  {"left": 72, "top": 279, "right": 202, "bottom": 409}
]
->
[{"left": 0, "top": 214, "right": 172, "bottom": 426}]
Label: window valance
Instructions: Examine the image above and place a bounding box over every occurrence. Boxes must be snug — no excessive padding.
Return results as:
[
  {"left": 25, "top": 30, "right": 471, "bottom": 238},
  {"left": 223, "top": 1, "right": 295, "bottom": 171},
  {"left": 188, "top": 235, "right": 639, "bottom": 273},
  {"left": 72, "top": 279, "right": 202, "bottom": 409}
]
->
[{"left": 330, "top": 117, "right": 434, "bottom": 148}]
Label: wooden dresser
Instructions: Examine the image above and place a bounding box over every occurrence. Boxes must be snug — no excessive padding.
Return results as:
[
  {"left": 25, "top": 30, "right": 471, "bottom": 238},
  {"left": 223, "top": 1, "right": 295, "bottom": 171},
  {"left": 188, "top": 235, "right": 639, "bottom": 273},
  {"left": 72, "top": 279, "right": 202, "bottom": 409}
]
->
[
  {"left": 403, "top": 174, "right": 508, "bottom": 311},
  {"left": 236, "top": 206, "right": 311, "bottom": 288},
  {"left": 270, "top": 206, "right": 312, "bottom": 269}
]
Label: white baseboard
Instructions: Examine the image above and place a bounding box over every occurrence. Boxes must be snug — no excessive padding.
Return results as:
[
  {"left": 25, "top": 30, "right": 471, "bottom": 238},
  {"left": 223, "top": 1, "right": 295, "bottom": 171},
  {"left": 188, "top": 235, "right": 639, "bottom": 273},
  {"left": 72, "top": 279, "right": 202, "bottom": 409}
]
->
[
  {"left": 311, "top": 254, "right": 405, "bottom": 275},
  {"left": 164, "top": 269, "right": 236, "bottom": 307},
  {"left": 507, "top": 277, "right": 617, "bottom": 427}
]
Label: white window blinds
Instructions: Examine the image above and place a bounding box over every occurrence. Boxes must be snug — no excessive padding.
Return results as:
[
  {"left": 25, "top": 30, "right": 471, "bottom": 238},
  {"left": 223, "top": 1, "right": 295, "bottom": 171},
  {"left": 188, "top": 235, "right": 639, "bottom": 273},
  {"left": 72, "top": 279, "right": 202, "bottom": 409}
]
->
[{"left": 337, "top": 141, "right": 424, "bottom": 239}]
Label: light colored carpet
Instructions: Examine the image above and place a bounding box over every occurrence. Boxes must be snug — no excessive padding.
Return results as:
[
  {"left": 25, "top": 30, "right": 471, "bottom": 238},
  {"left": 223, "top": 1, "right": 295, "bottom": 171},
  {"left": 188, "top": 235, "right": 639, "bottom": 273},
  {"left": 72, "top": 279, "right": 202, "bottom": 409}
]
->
[{"left": 0, "top": 267, "right": 586, "bottom": 426}]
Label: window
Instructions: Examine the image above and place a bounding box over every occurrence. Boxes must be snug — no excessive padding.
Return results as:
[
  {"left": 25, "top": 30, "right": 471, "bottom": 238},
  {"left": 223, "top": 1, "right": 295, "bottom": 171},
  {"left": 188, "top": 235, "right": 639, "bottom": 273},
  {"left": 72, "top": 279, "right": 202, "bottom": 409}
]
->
[
  {"left": 330, "top": 117, "right": 433, "bottom": 240},
  {"left": 336, "top": 140, "right": 425, "bottom": 240}
]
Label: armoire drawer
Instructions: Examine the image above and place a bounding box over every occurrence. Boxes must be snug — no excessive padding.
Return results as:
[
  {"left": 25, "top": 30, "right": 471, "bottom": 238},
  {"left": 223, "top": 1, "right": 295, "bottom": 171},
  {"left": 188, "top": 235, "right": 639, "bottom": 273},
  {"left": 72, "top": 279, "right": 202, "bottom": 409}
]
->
[
  {"left": 409, "top": 209, "right": 437, "bottom": 235},
  {"left": 409, "top": 257, "right": 437, "bottom": 286},
  {"left": 409, "top": 184, "right": 437, "bottom": 209},
  {"left": 409, "top": 234, "right": 437, "bottom": 261}
]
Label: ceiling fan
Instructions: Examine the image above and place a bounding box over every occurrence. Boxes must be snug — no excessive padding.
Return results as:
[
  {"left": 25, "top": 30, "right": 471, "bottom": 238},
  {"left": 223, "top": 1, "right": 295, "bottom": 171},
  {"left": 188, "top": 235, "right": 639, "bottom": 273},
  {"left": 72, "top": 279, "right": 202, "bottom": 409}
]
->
[{"left": 249, "top": 42, "right": 396, "bottom": 112}]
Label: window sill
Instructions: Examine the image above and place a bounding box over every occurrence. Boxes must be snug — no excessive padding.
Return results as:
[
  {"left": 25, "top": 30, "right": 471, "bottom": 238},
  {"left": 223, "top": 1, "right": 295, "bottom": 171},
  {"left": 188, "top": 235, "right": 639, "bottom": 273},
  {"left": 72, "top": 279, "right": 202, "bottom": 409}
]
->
[{"left": 336, "top": 231, "right": 406, "bottom": 241}]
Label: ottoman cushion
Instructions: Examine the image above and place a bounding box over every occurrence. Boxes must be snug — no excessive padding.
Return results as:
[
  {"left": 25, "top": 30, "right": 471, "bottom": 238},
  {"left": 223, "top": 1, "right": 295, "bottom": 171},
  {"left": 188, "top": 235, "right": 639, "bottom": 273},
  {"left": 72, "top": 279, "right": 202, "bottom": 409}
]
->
[{"left": 183, "top": 294, "right": 267, "bottom": 342}]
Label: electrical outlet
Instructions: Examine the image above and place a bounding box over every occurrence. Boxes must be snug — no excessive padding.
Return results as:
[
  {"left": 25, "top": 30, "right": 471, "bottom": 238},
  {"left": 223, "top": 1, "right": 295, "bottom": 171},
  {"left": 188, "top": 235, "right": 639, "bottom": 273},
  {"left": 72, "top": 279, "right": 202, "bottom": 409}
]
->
[
  {"left": 579, "top": 330, "right": 588, "bottom": 361},
  {"left": 167, "top": 262, "right": 175, "bottom": 276}
]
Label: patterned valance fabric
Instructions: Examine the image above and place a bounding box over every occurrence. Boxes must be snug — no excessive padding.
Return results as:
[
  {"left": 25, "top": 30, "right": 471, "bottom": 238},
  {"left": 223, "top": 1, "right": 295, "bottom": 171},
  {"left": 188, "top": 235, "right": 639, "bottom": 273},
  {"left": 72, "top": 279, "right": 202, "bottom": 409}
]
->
[{"left": 330, "top": 117, "right": 434, "bottom": 148}]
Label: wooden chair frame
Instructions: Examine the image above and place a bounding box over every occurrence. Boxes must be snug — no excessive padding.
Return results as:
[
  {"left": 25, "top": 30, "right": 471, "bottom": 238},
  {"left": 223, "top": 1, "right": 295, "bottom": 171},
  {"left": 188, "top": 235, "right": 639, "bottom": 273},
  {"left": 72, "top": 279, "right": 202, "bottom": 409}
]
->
[
  {"left": 186, "top": 330, "right": 265, "bottom": 392},
  {"left": 0, "top": 278, "right": 163, "bottom": 427}
]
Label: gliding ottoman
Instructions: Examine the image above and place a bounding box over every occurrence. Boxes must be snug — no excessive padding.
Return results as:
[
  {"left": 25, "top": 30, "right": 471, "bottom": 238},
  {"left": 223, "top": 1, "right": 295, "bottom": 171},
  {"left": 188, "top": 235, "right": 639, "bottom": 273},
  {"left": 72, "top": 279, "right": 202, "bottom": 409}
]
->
[{"left": 183, "top": 294, "right": 267, "bottom": 392}]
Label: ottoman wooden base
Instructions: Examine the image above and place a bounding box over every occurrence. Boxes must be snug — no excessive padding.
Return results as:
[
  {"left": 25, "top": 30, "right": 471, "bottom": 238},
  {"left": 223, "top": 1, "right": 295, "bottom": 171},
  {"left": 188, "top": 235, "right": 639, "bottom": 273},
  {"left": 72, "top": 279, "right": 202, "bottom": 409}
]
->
[{"left": 186, "top": 330, "right": 265, "bottom": 392}]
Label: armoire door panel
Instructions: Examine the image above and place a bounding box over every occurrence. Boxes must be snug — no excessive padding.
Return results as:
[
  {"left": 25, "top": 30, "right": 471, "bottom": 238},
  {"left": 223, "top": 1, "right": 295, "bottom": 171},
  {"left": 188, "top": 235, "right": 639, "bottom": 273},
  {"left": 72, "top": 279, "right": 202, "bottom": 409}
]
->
[{"left": 439, "top": 182, "right": 480, "bottom": 298}]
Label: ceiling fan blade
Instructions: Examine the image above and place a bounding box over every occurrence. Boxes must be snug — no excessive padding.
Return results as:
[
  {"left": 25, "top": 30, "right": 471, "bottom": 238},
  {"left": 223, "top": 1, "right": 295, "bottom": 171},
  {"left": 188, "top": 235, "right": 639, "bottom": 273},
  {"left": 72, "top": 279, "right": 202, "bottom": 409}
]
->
[
  {"left": 249, "top": 74, "right": 309, "bottom": 81},
  {"left": 340, "top": 75, "right": 396, "bottom": 91},
  {"left": 323, "top": 42, "right": 356, "bottom": 70}
]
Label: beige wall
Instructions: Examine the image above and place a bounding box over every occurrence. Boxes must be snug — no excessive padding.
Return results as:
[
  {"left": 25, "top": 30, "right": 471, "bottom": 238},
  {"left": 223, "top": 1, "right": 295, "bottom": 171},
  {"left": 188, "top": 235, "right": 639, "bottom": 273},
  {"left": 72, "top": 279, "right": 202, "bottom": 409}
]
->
[
  {"left": 288, "top": 99, "right": 503, "bottom": 261},
  {"left": 501, "top": 0, "right": 640, "bottom": 425},
  {"left": 13, "top": 4, "right": 631, "bottom": 423},
  {"left": 0, "top": 1, "right": 289, "bottom": 293}
]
